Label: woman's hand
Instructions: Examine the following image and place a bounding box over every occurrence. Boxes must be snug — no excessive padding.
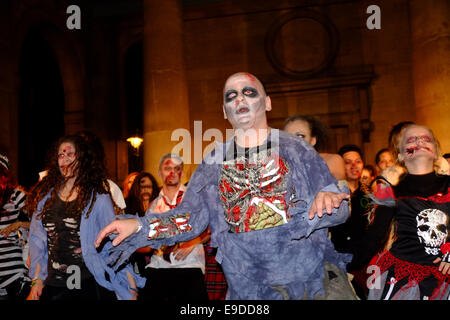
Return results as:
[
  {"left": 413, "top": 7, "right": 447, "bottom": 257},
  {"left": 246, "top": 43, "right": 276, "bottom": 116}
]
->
[
  {"left": 129, "top": 288, "right": 138, "bottom": 300},
  {"left": 27, "top": 279, "right": 44, "bottom": 300},
  {"left": 433, "top": 257, "right": 450, "bottom": 275},
  {"left": 0, "top": 221, "right": 22, "bottom": 237}
]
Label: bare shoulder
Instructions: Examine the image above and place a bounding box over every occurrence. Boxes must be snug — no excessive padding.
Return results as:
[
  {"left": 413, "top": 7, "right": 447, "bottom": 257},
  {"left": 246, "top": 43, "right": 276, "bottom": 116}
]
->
[
  {"left": 319, "top": 153, "right": 346, "bottom": 180},
  {"left": 320, "top": 153, "right": 344, "bottom": 164}
]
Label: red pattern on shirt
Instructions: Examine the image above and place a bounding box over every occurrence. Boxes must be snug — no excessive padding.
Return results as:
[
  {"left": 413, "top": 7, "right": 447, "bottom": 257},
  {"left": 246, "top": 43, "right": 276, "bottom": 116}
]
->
[{"left": 369, "top": 251, "right": 450, "bottom": 299}]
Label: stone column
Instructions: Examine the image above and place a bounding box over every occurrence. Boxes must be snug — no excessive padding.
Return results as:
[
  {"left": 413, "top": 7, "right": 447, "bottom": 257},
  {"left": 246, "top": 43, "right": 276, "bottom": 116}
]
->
[
  {"left": 142, "top": 0, "right": 192, "bottom": 183},
  {"left": 409, "top": 0, "right": 450, "bottom": 152}
]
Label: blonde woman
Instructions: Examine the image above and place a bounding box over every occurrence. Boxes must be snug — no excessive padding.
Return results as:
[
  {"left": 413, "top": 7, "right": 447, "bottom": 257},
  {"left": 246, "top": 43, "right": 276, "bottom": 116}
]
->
[{"left": 367, "top": 124, "right": 450, "bottom": 300}]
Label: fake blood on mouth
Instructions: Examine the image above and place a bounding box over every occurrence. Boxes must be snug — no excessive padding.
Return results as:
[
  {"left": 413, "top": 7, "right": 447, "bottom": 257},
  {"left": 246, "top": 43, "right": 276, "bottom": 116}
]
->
[
  {"left": 406, "top": 147, "right": 416, "bottom": 155},
  {"left": 237, "top": 107, "right": 249, "bottom": 114}
]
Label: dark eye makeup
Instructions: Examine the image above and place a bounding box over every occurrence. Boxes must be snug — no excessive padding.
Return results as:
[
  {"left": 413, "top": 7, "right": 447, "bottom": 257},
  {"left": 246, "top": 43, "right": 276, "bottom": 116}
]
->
[
  {"left": 225, "top": 90, "right": 237, "bottom": 102},
  {"left": 242, "top": 87, "right": 258, "bottom": 98},
  {"left": 225, "top": 87, "right": 259, "bottom": 103}
]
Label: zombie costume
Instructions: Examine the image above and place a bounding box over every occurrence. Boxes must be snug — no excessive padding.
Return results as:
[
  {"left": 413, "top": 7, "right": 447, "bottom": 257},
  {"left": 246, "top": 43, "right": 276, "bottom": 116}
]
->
[
  {"left": 0, "top": 188, "right": 30, "bottom": 299},
  {"left": 29, "top": 192, "right": 145, "bottom": 300},
  {"left": 106, "top": 129, "right": 352, "bottom": 300},
  {"left": 146, "top": 184, "right": 205, "bottom": 272},
  {"left": 368, "top": 173, "right": 450, "bottom": 300},
  {"left": 139, "top": 184, "right": 209, "bottom": 301}
]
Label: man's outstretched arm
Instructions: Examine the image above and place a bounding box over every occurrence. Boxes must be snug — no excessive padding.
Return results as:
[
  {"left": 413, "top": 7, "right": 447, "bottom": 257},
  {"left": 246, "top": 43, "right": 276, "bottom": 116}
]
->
[{"left": 94, "top": 162, "right": 213, "bottom": 269}]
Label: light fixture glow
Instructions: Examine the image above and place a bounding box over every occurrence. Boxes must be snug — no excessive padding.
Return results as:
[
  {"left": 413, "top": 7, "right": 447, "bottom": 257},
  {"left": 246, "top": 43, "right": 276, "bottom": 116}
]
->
[{"left": 127, "top": 136, "right": 143, "bottom": 149}]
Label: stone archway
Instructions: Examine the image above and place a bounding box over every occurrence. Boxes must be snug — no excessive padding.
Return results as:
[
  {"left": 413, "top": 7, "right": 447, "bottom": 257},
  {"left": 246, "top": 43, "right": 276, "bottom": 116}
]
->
[
  {"left": 17, "top": 27, "right": 66, "bottom": 188},
  {"left": 14, "top": 18, "right": 85, "bottom": 187}
]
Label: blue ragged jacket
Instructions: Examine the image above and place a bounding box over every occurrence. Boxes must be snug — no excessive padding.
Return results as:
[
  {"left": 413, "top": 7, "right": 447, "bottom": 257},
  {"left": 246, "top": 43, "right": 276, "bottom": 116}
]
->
[
  {"left": 29, "top": 192, "right": 145, "bottom": 300},
  {"left": 108, "top": 129, "right": 351, "bottom": 299}
]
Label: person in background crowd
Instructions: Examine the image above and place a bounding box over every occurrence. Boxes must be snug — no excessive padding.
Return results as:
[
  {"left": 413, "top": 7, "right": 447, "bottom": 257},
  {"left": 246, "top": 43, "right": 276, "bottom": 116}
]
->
[
  {"left": 367, "top": 124, "right": 450, "bottom": 300},
  {"left": 27, "top": 135, "right": 144, "bottom": 300},
  {"left": 136, "top": 154, "right": 209, "bottom": 301},
  {"left": 443, "top": 153, "right": 450, "bottom": 166},
  {"left": 360, "top": 164, "right": 376, "bottom": 192},
  {"left": 283, "top": 115, "right": 346, "bottom": 180},
  {"left": 330, "top": 144, "right": 370, "bottom": 299},
  {"left": 379, "top": 121, "right": 415, "bottom": 186},
  {"left": 77, "top": 130, "right": 126, "bottom": 212},
  {"left": 125, "top": 172, "right": 160, "bottom": 217},
  {"left": 338, "top": 144, "right": 364, "bottom": 194},
  {"left": 0, "top": 154, "right": 30, "bottom": 300},
  {"left": 123, "top": 172, "right": 139, "bottom": 199},
  {"left": 125, "top": 171, "right": 160, "bottom": 277},
  {"left": 374, "top": 148, "right": 395, "bottom": 177}
]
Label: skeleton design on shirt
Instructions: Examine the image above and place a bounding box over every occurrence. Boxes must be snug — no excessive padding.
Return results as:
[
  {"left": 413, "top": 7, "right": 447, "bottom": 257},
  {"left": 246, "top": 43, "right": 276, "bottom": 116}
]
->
[
  {"left": 416, "top": 209, "right": 448, "bottom": 256},
  {"left": 219, "top": 151, "right": 290, "bottom": 233}
]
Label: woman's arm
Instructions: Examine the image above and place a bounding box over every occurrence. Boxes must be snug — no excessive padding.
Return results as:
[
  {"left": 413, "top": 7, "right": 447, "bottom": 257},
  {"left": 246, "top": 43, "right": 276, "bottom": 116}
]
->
[{"left": 28, "top": 211, "right": 48, "bottom": 300}]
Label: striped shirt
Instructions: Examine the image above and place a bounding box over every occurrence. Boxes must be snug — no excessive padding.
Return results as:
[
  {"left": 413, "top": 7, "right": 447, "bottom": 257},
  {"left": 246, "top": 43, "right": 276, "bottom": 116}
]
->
[{"left": 0, "top": 189, "right": 28, "bottom": 288}]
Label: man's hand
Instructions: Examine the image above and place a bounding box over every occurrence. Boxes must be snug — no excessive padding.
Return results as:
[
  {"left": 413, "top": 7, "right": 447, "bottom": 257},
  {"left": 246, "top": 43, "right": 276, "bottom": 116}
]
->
[
  {"left": 95, "top": 218, "right": 140, "bottom": 248},
  {"left": 308, "top": 191, "right": 350, "bottom": 219}
]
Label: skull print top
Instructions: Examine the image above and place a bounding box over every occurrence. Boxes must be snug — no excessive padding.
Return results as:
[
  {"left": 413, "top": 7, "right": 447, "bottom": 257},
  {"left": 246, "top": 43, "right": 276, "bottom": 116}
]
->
[{"left": 389, "top": 172, "right": 450, "bottom": 266}]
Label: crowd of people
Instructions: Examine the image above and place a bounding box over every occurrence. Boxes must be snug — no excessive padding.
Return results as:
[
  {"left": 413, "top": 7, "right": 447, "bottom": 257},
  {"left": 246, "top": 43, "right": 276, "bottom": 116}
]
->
[{"left": 0, "top": 72, "right": 449, "bottom": 301}]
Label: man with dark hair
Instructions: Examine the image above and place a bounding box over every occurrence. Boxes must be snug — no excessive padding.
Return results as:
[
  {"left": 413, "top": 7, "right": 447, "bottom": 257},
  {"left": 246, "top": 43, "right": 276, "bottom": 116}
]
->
[
  {"left": 337, "top": 144, "right": 364, "bottom": 194},
  {"left": 331, "top": 144, "right": 371, "bottom": 299}
]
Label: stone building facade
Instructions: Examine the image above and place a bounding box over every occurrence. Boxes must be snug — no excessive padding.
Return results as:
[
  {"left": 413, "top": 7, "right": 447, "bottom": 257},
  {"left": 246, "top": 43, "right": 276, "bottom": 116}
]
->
[{"left": 0, "top": 0, "right": 448, "bottom": 188}]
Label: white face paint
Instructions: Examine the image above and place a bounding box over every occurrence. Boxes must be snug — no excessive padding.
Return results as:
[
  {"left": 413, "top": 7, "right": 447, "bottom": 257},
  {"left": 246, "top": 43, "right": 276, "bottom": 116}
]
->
[
  {"left": 400, "top": 126, "right": 437, "bottom": 162},
  {"left": 223, "top": 73, "right": 271, "bottom": 131},
  {"left": 416, "top": 208, "right": 448, "bottom": 256}
]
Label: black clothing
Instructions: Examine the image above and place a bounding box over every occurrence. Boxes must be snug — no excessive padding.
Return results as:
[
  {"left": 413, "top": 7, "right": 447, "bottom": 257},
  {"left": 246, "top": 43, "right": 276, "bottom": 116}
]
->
[
  {"left": 42, "top": 197, "right": 90, "bottom": 287},
  {"left": 369, "top": 173, "right": 450, "bottom": 300},
  {"left": 330, "top": 184, "right": 371, "bottom": 266},
  {"left": 139, "top": 267, "right": 209, "bottom": 301},
  {"left": 389, "top": 173, "right": 450, "bottom": 265},
  {"left": 40, "top": 276, "right": 117, "bottom": 300}
]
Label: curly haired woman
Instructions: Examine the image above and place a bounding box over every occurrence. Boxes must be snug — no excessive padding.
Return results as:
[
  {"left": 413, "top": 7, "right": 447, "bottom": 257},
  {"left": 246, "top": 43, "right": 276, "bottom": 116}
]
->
[{"left": 27, "top": 135, "right": 144, "bottom": 300}]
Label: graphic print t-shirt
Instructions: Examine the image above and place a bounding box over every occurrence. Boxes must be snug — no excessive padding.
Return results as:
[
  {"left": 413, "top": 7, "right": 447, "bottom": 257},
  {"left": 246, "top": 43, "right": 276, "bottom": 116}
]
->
[
  {"left": 218, "top": 140, "right": 292, "bottom": 233},
  {"left": 390, "top": 173, "right": 450, "bottom": 266}
]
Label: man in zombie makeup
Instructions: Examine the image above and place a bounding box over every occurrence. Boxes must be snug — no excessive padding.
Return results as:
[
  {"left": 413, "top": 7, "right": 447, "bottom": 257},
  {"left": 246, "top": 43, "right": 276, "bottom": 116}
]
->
[
  {"left": 95, "top": 72, "right": 356, "bottom": 300},
  {"left": 138, "top": 154, "right": 209, "bottom": 301}
]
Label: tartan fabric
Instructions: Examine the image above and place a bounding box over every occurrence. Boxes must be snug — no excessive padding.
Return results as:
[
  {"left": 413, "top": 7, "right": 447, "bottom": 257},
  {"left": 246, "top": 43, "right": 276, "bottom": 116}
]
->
[{"left": 204, "top": 241, "right": 228, "bottom": 300}]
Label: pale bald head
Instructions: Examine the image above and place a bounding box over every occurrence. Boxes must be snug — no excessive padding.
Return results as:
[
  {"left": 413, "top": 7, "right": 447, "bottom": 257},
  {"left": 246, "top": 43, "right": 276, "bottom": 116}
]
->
[
  {"left": 223, "top": 72, "right": 267, "bottom": 97},
  {"left": 222, "top": 72, "right": 271, "bottom": 130}
]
